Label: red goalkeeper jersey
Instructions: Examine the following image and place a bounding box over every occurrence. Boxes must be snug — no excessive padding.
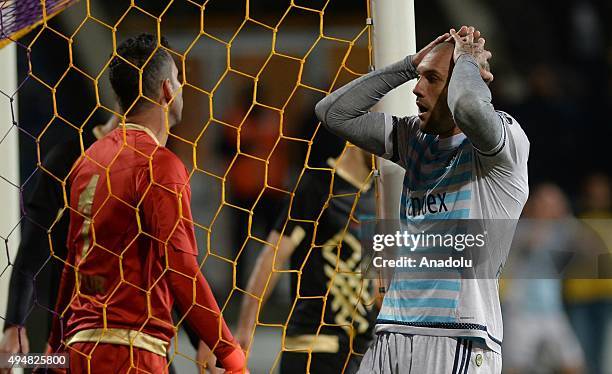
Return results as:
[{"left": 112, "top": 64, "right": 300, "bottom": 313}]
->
[{"left": 50, "top": 124, "right": 244, "bottom": 369}]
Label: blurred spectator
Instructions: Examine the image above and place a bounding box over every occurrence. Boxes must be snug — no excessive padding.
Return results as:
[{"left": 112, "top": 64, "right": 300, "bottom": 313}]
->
[
  {"left": 503, "top": 183, "right": 585, "bottom": 374},
  {"left": 570, "top": 0, "right": 604, "bottom": 60},
  {"left": 489, "top": 0, "right": 609, "bottom": 191},
  {"left": 564, "top": 172, "right": 612, "bottom": 374},
  {"left": 579, "top": 173, "right": 612, "bottom": 217},
  {"left": 220, "top": 88, "right": 289, "bottom": 288},
  {"left": 515, "top": 65, "right": 582, "bottom": 191}
]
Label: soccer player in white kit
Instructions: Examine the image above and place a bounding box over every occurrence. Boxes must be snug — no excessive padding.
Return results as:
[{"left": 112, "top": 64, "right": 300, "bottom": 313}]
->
[{"left": 315, "top": 26, "right": 529, "bottom": 373}]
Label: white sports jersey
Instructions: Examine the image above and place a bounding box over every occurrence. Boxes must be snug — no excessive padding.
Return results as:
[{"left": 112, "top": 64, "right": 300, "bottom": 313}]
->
[{"left": 376, "top": 110, "right": 529, "bottom": 353}]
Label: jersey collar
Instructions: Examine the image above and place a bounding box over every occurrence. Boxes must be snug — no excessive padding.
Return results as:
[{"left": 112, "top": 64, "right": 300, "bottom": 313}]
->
[
  {"left": 437, "top": 132, "right": 466, "bottom": 151},
  {"left": 123, "top": 123, "right": 161, "bottom": 146}
]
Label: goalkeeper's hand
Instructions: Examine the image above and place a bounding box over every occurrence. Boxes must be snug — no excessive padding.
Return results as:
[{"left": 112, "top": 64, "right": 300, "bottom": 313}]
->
[{"left": 217, "top": 346, "right": 249, "bottom": 374}]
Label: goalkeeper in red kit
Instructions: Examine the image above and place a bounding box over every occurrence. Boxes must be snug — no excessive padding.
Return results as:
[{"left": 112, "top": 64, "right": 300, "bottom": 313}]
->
[{"left": 47, "top": 34, "right": 248, "bottom": 373}]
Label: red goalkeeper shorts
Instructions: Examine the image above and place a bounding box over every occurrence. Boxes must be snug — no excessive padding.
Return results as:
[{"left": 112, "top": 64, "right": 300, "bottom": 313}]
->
[{"left": 68, "top": 342, "right": 168, "bottom": 373}]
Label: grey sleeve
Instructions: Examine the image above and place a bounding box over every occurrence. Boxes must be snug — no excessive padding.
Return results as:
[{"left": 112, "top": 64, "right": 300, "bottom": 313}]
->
[
  {"left": 314, "top": 56, "right": 418, "bottom": 158},
  {"left": 447, "top": 54, "right": 504, "bottom": 154}
]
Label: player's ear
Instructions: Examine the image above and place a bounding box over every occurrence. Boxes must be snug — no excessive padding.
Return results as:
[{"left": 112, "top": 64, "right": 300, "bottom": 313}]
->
[{"left": 161, "top": 79, "right": 173, "bottom": 105}]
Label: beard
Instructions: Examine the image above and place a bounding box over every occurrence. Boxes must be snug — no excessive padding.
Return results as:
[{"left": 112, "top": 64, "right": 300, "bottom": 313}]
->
[
  {"left": 167, "top": 102, "right": 182, "bottom": 128},
  {"left": 419, "top": 107, "right": 454, "bottom": 136}
]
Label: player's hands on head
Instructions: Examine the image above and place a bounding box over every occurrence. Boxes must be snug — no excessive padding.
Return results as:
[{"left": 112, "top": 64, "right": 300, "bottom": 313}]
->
[
  {"left": 449, "top": 26, "right": 479, "bottom": 62},
  {"left": 449, "top": 26, "right": 494, "bottom": 83},
  {"left": 412, "top": 32, "right": 450, "bottom": 67},
  {"left": 452, "top": 25, "right": 482, "bottom": 41}
]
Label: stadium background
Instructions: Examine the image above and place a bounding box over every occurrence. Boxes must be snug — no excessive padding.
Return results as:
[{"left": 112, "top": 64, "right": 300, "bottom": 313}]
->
[{"left": 0, "top": 0, "right": 611, "bottom": 373}]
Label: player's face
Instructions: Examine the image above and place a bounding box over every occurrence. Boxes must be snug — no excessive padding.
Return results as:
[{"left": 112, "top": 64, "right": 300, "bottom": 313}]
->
[
  {"left": 413, "top": 46, "right": 455, "bottom": 135},
  {"left": 168, "top": 61, "right": 183, "bottom": 126}
]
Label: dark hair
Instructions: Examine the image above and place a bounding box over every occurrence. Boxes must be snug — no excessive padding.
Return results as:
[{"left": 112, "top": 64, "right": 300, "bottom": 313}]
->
[{"left": 109, "top": 33, "right": 174, "bottom": 113}]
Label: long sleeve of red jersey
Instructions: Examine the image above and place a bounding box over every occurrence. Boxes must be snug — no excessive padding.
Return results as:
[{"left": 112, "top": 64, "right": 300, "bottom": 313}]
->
[
  {"left": 166, "top": 251, "right": 246, "bottom": 371},
  {"left": 141, "top": 150, "right": 246, "bottom": 372}
]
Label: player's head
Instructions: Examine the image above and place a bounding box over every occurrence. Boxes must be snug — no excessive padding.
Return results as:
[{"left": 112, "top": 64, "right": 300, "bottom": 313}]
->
[
  {"left": 109, "top": 33, "right": 183, "bottom": 127},
  {"left": 413, "top": 42, "right": 456, "bottom": 135},
  {"left": 413, "top": 40, "right": 493, "bottom": 136}
]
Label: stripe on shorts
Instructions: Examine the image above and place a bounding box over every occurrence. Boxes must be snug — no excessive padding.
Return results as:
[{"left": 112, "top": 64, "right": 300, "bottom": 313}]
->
[
  {"left": 451, "top": 338, "right": 463, "bottom": 374},
  {"left": 460, "top": 340, "right": 472, "bottom": 374}
]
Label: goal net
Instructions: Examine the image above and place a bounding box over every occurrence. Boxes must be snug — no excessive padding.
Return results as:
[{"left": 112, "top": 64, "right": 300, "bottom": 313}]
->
[
  {"left": 0, "top": 1, "right": 376, "bottom": 372},
  {"left": 0, "top": 0, "right": 79, "bottom": 47}
]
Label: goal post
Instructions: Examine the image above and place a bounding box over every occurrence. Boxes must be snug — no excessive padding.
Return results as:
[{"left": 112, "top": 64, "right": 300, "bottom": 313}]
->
[
  {"left": 0, "top": 42, "right": 19, "bottom": 324},
  {"left": 0, "top": 0, "right": 79, "bottom": 332},
  {"left": 370, "top": 0, "right": 417, "bottom": 220}
]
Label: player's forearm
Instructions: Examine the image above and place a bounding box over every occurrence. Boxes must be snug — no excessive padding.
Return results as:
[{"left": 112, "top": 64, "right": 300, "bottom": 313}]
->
[
  {"left": 166, "top": 250, "right": 246, "bottom": 371},
  {"left": 238, "top": 246, "right": 282, "bottom": 335},
  {"left": 315, "top": 56, "right": 418, "bottom": 156},
  {"left": 447, "top": 54, "right": 503, "bottom": 153}
]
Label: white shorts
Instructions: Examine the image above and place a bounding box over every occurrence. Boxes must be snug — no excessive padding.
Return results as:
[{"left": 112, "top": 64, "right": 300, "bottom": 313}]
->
[{"left": 357, "top": 332, "right": 501, "bottom": 374}]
